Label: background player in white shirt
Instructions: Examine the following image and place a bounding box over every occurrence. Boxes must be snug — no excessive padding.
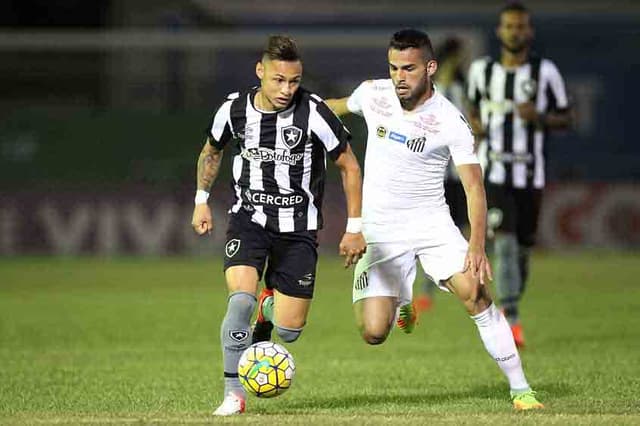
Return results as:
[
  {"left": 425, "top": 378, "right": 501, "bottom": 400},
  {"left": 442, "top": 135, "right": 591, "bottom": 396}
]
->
[{"left": 326, "top": 29, "right": 543, "bottom": 410}]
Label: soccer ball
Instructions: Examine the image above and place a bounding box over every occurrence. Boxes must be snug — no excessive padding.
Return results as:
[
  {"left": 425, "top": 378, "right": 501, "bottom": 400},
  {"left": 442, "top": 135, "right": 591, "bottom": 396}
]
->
[{"left": 237, "top": 341, "right": 295, "bottom": 398}]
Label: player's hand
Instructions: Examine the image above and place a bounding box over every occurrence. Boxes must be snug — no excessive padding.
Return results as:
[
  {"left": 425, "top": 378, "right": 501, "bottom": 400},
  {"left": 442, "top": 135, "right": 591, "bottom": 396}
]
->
[
  {"left": 516, "top": 102, "right": 539, "bottom": 123},
  {"left": 464, "top": 245, "right": 493, "bottom": 286},
  {"left": 339, "top": 232, "right": 366, "bottom": 268},
  {"left": 191, "top": 204, "right": 213, "bottom": 235}
]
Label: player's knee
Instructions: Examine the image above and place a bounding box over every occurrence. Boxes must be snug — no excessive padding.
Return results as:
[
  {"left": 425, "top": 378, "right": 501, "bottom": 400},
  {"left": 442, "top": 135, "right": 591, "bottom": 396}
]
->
[
  {"left": 226, "top": 291, "right": 257, "bottom": 321},
  {"left": 275, "top": 325, "right": 303, "bottom": 343},
  {"left": 360, "top": 322, "right": 390, "bottom": 345},
  {"left": 362, "top": 330, "right": 388, "bottom": 345}
]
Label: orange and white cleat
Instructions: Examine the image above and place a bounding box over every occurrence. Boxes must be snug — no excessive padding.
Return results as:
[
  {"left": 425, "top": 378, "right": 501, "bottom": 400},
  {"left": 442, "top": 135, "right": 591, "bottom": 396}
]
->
[
  {"left": 213, "top": 392, "right": 246, "bottom": 416},
  {"left": 510, "top": 323, "right": 526, "bottom": 349}
]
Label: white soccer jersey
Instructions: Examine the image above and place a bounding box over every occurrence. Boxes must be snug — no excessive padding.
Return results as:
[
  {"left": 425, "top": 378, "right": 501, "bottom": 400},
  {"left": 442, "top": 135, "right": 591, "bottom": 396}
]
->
[{"left": 347, "top": 79, "right": 478, "bottom": 242}]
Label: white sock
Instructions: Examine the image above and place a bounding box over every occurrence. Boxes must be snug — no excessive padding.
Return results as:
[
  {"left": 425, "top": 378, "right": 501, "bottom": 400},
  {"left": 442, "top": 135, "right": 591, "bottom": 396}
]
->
[{"left": 471, "top": 303, "right": 530, "bottom": 392}]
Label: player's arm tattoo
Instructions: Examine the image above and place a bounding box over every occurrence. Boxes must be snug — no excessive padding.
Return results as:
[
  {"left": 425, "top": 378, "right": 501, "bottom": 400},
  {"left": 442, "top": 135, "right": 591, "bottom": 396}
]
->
[{"left": 197, "top": 137, "right": 223, "bottom": 191}]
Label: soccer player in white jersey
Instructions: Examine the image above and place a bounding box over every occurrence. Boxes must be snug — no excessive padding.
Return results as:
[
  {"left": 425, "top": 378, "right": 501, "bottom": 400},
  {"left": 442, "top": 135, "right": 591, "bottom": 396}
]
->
[
  {"left": 326, "top": 29, "right": 543, "bottom": 410},
  {"left": 467, "top": 2, "right": 572, "bottom": 348}
]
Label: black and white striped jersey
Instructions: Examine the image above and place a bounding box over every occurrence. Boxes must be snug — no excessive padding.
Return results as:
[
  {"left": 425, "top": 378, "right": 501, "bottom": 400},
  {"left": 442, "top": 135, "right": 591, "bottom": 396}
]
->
[
  {"left": 468, "top": 55, "right": 569, "bottom": 189},
  {"left": 206, "top": 87, "right": 350, "bottom": 232}
]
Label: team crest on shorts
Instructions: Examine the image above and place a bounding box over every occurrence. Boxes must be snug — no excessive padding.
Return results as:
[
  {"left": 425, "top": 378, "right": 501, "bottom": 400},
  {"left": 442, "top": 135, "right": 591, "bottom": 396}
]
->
[
  {"left": 225, "top": 239, "right": 241, "bottom": 258},
  {"left": 281, "top": 125, "right": 303, "bottom": 149},
  {"left": 354, "top": 271, "right": 369, "bottom": 290},
  {"left": 229, "top": 330, "right": 248, "bottom": 342}
]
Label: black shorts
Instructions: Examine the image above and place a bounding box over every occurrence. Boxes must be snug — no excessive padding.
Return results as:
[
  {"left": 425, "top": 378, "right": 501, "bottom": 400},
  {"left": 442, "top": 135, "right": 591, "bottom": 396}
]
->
[
  {"left": 223, "top": 210, "right": 318, "bottom": 299},
  {"left": 485, "top": 183, "right": 543, "bottom": 247}
]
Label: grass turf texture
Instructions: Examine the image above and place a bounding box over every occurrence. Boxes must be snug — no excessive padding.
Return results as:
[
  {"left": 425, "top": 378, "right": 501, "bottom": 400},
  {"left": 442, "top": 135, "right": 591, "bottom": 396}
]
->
[{"left": 1, "top": 253, "right": 639, "bottom": 424}]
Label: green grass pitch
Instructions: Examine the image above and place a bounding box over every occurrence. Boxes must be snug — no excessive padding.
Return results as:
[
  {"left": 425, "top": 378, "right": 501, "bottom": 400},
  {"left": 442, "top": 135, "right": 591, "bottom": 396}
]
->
[{"left": 1, "top": 252, "right": 639, "bottom": 424}]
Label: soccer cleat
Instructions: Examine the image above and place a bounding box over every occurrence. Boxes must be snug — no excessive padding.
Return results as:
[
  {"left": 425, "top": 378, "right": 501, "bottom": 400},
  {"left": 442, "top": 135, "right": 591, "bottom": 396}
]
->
[
  {"left": 415, "top": 294, "right": 433, "bottom": 313},
  {"left": 511, "top": 389, "right": 544, "bottom": 410},
  {"left": 251, "top": 287, "right": 274, "bottom": 344},
  {"left": 212, "top": 392, "right": 246, "bottom": 416},
  {"left": 396, "top": 302, "right": 417, "bottom": 334},
  {"left": 510, "top": 323, "right": 526, "bottom": 349}
]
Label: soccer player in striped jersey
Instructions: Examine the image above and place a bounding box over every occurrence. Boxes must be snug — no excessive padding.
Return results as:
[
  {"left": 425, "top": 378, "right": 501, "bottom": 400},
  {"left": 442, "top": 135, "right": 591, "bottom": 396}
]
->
[
  {"left": 191, "top": 35, "right": 366, "bottom": 416},
  {"left": 467, "top": 2, "right": 572, "bottom": 348},
  {"left": 327, "top": 28, "right": 543, "bottom": 410}
]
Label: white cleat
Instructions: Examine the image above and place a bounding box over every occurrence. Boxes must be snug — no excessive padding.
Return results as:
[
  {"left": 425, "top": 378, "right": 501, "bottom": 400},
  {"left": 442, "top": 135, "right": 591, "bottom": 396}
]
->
[{"left": 212, "top": 392, "right": 246, "bottom": 416}]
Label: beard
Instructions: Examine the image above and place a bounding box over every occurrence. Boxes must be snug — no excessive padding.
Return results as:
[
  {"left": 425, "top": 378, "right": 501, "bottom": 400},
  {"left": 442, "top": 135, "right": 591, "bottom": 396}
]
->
[
  {"left": 502, "top": 39, "right": 530, "bottom": 54},
  {"left": 395, "top": 79, "right": 430, "bottom": 110}
]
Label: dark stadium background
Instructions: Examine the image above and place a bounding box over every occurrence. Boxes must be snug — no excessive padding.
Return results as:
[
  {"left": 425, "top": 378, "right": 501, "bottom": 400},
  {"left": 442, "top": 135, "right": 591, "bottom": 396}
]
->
[
  {"left": 0, "top": 0, "right": 638, "bottom": 255},
  {"left": 1, "top": 2, "right": 639, "bottom": 423}
]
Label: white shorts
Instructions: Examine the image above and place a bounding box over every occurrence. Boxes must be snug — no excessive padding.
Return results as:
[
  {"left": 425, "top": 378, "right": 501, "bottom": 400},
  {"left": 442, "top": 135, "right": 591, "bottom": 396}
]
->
[{"left": 352, "top": 218, "right": 468, "bottom": 307}]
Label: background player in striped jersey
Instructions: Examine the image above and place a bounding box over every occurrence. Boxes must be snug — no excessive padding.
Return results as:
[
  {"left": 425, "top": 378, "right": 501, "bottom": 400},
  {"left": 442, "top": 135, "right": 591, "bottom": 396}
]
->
[
  {"left": 327, "top": 29, "right": 543, "bottom": 410},
  {"left": 467, "top": 2, "right": 572, "bottom": 348},
  {"left": 191, "top": 35, "right": 366, "bottom": 416}
]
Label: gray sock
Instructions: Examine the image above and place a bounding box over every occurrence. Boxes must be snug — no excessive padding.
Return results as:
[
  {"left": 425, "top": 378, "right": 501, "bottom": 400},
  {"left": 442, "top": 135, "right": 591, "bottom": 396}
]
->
[
  {"left": 275, "top": 324, "right": 303, "bottom": 343},
  {"left": 494, "top": 233, "right": 521, "bottom": 324},
  {"left": 518, "top": 245, "right": 532, "bottom": 295},
  {"left": 220, "top": 291, "right": 256, "bottom": 397}
]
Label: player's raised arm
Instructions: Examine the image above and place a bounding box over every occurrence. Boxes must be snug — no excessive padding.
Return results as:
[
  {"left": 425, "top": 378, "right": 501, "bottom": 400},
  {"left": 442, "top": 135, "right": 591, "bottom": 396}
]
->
[
  {"left": 324, "top": 97, "right": 351, "bottom": 117},
  {"left": 192, "top": 137, "right": 224, "bottom": 235}
]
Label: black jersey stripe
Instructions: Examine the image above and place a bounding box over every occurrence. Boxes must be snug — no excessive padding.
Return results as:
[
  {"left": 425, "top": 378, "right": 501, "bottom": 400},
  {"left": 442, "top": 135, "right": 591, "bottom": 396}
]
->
[
  {"left": 258, "top": 111, "right": 280, "bottom": 231},
  {"left": 503, "top": 71, "right": 515, "bottom": 187},
  {"left": 291, "top": 92, "right": 311, "bottom": 231},
  {"left": 308, "top": 136, "right": 326, "bottom": 230},
  {"left": 230, "top": 92, "right": 249, "bottom": 195},
  {"left": 526, "top": 56, "right": 541, "bottom": 187},
  {"left": 483, "top": 60, "right": 495, "bottom": 182},
  {"left": 313, "top": 100, "right": 350, "bottom": 160}
]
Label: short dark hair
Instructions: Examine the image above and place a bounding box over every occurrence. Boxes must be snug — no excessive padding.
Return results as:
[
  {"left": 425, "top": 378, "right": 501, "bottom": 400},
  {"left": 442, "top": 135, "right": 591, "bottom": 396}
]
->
[
  {"left": 389, "top": 29, "right": 435, "bottom": 60},
  {"left": 500, "top": 1, "right": 530, "bottom": 16},
  {"left": 262, "top": 35, "right": 300, "bottom": 61}
]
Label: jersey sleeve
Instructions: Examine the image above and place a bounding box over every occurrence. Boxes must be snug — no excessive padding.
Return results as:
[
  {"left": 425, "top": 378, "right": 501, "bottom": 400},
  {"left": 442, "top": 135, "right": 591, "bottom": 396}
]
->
[
  {"left": 467, "top": 59, "right": 487, "bottom": 108},
  {"left": 310, "top": 100, "right": 351, "bottom": 161},
  {"left": 346, "top": 80, "right": 370, "bottom": 116},
  {"left": 541, "top": 59, "right": 570, "bottom": 112},
  {"left": 449, "top": 113, "right": 479, "bottom": 166},
  {"left": 204, "top": 98, "right": 234, "bottom": 150}
]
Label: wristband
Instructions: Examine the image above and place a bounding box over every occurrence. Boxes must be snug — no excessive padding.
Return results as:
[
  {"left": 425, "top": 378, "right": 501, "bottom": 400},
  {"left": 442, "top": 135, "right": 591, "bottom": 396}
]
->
[
  {"left": 194, "top": 189, "right": 210, "bottom": 205},
  {"left": 346, "top": 217, "right": 362, "bottom": 234}
]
